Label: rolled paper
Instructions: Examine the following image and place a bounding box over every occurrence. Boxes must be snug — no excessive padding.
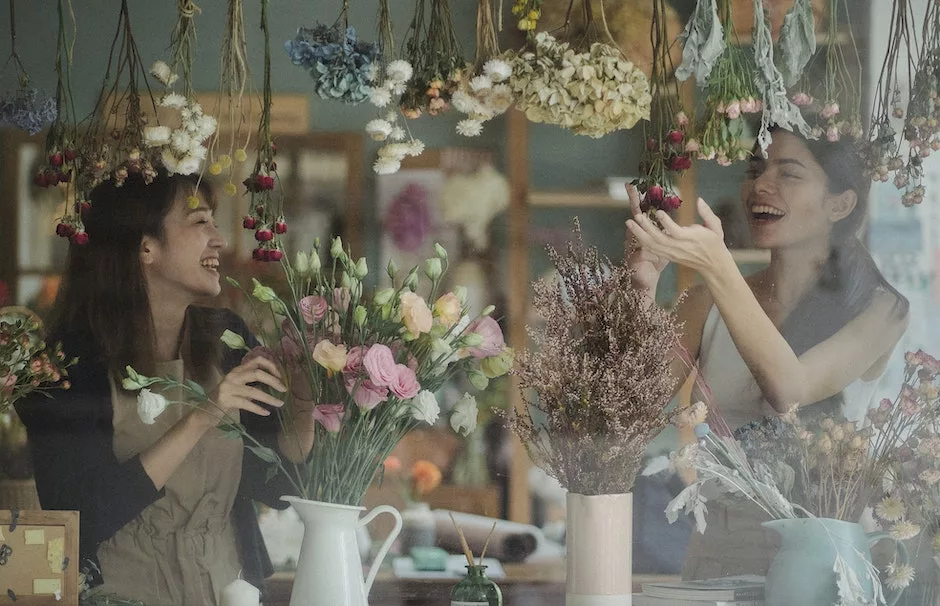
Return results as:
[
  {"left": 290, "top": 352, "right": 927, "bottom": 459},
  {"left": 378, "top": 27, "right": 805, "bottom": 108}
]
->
[
  {"left": 220, "top": 579, "right": 260, "bottom": 606},
  {"left": 433, "top": 510, "right": 541, "bottom": 563}
]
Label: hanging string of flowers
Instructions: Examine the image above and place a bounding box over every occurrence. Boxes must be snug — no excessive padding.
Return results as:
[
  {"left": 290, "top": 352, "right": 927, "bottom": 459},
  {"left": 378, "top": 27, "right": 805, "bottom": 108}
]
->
[
  {"left": 80, "top": 0, "right": 161, "bottom": 193},
  {"left": 241, "top": 0, "right": 285, "bottom": 262},
  {"left": 450, "top": 0, "right": 514, "bottom": 138},
  {"left": 399, "top": 0, "right": 465, "bottom": 118},
  {"left": 788, "top": 0, "right": 862, "bottom": 143},
  {"left": 0, "top": 0, "right": 56, "bottom": 135},
  {"left": 206, "top": 0, "right": 252, "bottom": 197},
  {"left": 507, "top": 0, "right": 652, "bottom": 138},
  {"left": 633, "top": 0, "right": 693, "bottom": 215},
  {"left": 41, "top": 0, "right": 86, "bottom": 244},
  {"left": 865, "top": 0, "right": 920, "bottom": 203},
  {"left": 284, "top": 0, "right": 380, "bottom": 105},
  {"left": 511, "top": 0, "right": 542, "bottom": 33},
  {"left": 143, "top": 1, "right": 217, "bottom": 191},
  {"left": 365, "top": 0, "right": 426, "bottom": 174},
  {"left": 678, "top": 0, "right": 760, "bottom": 165}
]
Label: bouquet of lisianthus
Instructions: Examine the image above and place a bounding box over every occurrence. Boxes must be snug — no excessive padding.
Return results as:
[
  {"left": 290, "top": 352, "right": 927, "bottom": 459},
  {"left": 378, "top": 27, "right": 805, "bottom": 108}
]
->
[
  {"left": 125, "top": 239, "right": 512, "bottom": 506},
  {"left": 0, "top": 307, "right": 75, "bottom": 413}
]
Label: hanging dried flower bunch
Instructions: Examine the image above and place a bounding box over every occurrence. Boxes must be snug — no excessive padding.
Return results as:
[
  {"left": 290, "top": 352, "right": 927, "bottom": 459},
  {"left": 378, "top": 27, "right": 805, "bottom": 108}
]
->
[
  {"left": 0, "top": 0, "right": 56, "bottom": 135},
  {"left": 400, "top": 0, "right": 465, "bottom": 118},
  {"left": 241, "top": 0, "right": 285, "bottom": 262},
  {"left": 41, "top": 0, "right": 86, "bottom": 244},
  {"left": 511, "top": 0, "right": 542, "bottom": 33},
  {"left": 449, "top": 0, "right": 514, "bottom": 138},
  {"left": 81, "top": 0, "right": 161, "bottom": 192},
  {"left": 633, "top": 0, "right": 694, "bottom": 215},
  {"left": 507, "top": 0, "right": 652, "bottom": 138},
  {"left": 284, "top": 0, "right": 380, "bottom": 105},
  {"left": 865, "top": 0, "right": 920, "bottom": 204},
  {"left": 787, "top": 0, "right": 862, "bottom": 143},
  {"left": 207, "top": 0, "right": 252, "bottom": 196},
  {"left": 366, "top": 0, "right": 426, "bottom": 174},
  {"left": 144, "top": 1, "right": 217, "bottom": 191},
  {"left": 678, "top": 0, "right": 760, "bottom": 165}
]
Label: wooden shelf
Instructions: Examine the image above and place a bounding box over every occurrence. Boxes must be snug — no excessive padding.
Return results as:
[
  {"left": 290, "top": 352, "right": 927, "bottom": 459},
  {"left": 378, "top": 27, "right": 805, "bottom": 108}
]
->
[{"left": 528, "top": 190, "right": 627, "bottom": 209}]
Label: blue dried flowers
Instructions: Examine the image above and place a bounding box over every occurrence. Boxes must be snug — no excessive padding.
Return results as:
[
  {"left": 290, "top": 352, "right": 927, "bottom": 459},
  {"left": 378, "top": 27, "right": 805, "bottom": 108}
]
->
[
  {"left": 285, "top": 25, "right": 380, "bottom": 105},
  {"left": 0, "top": 88, "right": 56, "bottom": 135}
]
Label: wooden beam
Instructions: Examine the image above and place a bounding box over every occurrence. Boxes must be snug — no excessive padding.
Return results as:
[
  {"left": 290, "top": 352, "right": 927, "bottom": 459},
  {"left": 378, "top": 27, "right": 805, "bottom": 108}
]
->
[
  {"left": 505, "top": 109, "right": 532, "bottom": 524},
  {"left": 676, "top": 78, "right": 699, "bottom": 294}
]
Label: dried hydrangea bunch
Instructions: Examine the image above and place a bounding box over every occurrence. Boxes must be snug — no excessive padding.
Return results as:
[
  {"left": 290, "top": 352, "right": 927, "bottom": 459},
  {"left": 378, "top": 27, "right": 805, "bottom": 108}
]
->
[
  {"left": 285, "top": 24, "right": 380, "bottom": 105},
  {"left": 0, "top": 88, "right": 56, "bottom": 135},
  {"left": 508, "top": 32, "right": 652, "bottom": 138},
  {"left": 503, "top": 221, "right": 678, "bottom": 495}
]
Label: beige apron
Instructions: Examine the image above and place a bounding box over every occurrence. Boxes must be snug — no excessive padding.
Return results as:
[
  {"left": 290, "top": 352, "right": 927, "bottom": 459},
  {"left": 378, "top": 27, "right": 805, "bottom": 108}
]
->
[{"left": 94, "top": 352, "right": 244, "bottom": 606}]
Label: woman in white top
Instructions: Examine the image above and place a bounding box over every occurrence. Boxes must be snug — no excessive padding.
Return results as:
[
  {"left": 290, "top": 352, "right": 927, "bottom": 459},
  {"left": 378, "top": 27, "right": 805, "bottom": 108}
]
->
[{"left": 626, "top": 127, "right": 909, "bottom": 579}]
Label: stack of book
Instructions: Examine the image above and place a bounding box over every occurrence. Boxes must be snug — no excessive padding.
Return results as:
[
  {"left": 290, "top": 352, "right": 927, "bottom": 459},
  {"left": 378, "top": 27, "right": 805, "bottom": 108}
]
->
[{"left": 634, "top": 575, "right": 765, "bottom": 606}]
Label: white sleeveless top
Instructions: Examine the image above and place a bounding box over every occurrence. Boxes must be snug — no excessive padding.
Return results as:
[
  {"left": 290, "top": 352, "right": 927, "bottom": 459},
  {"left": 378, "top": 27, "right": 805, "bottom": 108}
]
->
[{"left": 692, "top": 305, "right": 881, "bottom": 429}]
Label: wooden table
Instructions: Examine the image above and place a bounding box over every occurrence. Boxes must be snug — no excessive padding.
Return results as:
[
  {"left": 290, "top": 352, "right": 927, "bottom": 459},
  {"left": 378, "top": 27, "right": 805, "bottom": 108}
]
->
[{"left": 264, "top": 562, "right": 677, "bottom": 606}]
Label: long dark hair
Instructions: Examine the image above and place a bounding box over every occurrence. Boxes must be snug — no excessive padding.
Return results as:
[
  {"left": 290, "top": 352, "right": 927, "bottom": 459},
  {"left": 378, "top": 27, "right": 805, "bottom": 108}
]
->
[
  {"left": 51, "top": 171, "right": 216, "bottom": 378},
  {"left": 769, "top": 128, "right": 908, "bottom": 410}
]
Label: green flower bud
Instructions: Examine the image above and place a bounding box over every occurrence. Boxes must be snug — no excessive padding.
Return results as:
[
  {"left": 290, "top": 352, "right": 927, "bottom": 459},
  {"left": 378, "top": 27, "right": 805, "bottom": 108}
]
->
[
  {"left": 387, "top": 258, "right": 399, "bottom": 280},
  {"left": 481, "top": 347, "right": 515, "bottom": 378},
  {"left": 252, "top": 279, "right": 277, "bottom": 303},
  {"left": 434, "top": 242, "right": 448, "bottom": 259},
  {"left": 425, "top": 258, "right": 442, "bottom": 280},
  {"left": 468, "top": 369, "right": 489, "bottom": 391},
  {"left": 353, "top": 305, "right": 368, "bottom": 327},
  {"left": 330, "top": 236, "right": 344, "bottom": 259},
  {"left": 309, "top": 251, "right": 321, "bottom": 273},
  {"left": 374, "top": 287, "right": 395, "bottom": 306},
  {"left": 355, "top": 257, "right": 368, "bottom": 279},
  {"left": 454, "top": 286, "right": 468, "bottom": 305},
  {"left": 404, "top": 268, "right": 419, "bottom": 291},
  {"left": 481, "top": 304, "right": 495, "bottom": 317},
  {"left": 220, "top": 329, "right": 249, "bottom": 351},
  {"left": 462, "top": 333, "right": 484, "bottom": 347},
  {"left": 294, "top": 251, "right": 310, "bottom": 276}
]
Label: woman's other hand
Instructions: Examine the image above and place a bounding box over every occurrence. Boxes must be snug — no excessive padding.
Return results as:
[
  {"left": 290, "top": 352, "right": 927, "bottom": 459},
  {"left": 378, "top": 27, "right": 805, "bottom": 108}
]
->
[
  {"left": 193, "top": 357, "right": 287, "bottom": 429},
  {"left": 626, "top": 184, "right": 670, "bottom": 292},
  {"left": 626, "top": 196, "right": 733, "bottom": 278}
]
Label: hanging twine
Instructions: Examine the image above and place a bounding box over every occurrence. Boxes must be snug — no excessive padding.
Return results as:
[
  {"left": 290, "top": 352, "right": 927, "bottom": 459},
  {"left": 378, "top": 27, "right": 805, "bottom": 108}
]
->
[
  {"left": 178, "top": 0, "right": 200, "bottom": 18},
  {"left": 377, "top": 0, "right": 394, "bottom": 73},
  {"left": 474, "top": 0, "right": 500, "bottom": 71}
]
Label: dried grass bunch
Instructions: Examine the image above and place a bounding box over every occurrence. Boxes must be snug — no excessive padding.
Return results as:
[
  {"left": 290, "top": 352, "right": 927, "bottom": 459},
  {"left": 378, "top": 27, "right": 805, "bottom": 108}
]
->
[{"left": 503, "top": 221, "right": 679, "bottom": 495}]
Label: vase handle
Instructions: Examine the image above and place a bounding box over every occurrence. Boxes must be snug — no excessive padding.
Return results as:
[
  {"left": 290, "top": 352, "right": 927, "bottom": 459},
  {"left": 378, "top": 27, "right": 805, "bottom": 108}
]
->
[
  {"left": 359, "top": 504, "right": 403, "bottom": 596},
  {"left": 867, "top": 531, "right": 910, "bottom": 606}
]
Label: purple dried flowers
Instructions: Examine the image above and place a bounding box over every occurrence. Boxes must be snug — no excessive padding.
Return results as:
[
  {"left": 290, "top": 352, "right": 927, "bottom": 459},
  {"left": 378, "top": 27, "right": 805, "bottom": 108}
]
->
[
  {"left": 502, "top": 220, "right": 680, "bottom": 495},
  {"left": 0, "top": 88, "right": 56, "bottom": 135}
]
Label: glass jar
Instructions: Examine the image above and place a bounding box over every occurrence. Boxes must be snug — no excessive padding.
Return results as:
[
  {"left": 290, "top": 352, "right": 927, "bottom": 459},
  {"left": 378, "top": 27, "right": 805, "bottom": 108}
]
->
[
  {"left": 400, "top": 501, "right": 436, "bottom": 553},
  {"left": 450, "top": 565, "right": 502, "bottom": 606}
]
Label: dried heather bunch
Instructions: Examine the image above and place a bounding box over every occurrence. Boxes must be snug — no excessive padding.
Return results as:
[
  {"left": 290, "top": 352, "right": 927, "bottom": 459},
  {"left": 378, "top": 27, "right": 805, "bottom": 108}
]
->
[{"left": 504, "top": 220, "right": 679, "bottom": 495}]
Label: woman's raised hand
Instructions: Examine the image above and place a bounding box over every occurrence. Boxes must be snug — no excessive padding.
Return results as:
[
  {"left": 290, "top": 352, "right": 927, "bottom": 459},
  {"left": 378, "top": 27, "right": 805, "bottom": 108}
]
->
[
  {"left": 626, "top": 194, "right": 730, "bottom": 277},
  {"left": 626, "top": 184, "right": 670, "bottom": 292},
  {"left": 194, "top": 356, "right": 287, "bottom": 429}
]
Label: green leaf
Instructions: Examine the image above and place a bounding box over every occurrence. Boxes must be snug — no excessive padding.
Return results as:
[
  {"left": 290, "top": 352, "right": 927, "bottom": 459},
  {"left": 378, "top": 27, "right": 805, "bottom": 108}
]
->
[
  {"left": 217, "top": 422, "right": 245, "bottom": 438},
  {"left": 676, "top": 0, "right": 726, "bottom": 85},
  {"left": 265, "top": 465, "right": 281, "bottom": 484},
  {"left": 245, "top": 443, "right": 281, "bottom": 465},
  {"left": 225, "top": 276, "right": 242, "bottom": 289},
  {"left": 777, "top": 0, "right": 816, "bottom": 87},
  {"left": 185, "top": 380, "right": 207, "bottom": 399}
]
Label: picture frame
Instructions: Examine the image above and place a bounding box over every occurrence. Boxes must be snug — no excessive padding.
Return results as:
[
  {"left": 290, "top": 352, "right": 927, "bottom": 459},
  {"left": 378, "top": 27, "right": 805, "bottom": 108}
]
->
[{"left": 0, "top": 509, "right": 80, "bottom": 605}]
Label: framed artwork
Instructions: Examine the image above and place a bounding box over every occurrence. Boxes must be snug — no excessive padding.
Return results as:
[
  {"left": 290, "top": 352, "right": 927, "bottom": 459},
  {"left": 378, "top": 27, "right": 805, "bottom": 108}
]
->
[{"left": 0, "top": 509, "right": 80, "bottom": 605}]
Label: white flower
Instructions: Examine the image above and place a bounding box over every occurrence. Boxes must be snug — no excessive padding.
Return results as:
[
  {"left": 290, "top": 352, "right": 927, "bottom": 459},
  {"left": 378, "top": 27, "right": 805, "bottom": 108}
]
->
[
  {"left": 160, "top": 148, "right": 180, "bottom": 173},
  {"left": 378, "top": 143, "right": 410, "bottom": 160},
  {"left": 411, "top": 390, "right": 440, "bottom": 424},
  {"left": 143, "top": 126, "right": 172, "bottom": 147},
  {"left": 149, "top": 60, "right": 177, "bottom": 86},
  {"left": 137, "top": 388, "right": 169, "bottom": 425},
  {"left": 175, "top": 154, "right": 202, "bottom": 175},
  {"left": 456, "top": 119, "right": 484, "bottom": 137},
  {"left": 170, "top": 130, "right": 194, "bottom": 154},
  {"left": 366, "top": 119, "right": 394, "bottom": 141},
  {"left": 370, "top": 87, "right": 392, "bottom": 108},
  {"left": 451, "top": 90, "right": 478, "bottom": 115},
  {"left": 192, "top": 115, "right": 217, "bottom": 140},
  {"left": 160, "top": 93, "right": 187, "bottom": 110},
  {"left": 486, "top": 84, "right": 514, "bottom": 113},
  {"left": 391, "top": 82, "right": 407, "bottom": 96},
  {"left": 470, "top": 75, "right": 492, "bottom": 92},
  {"left": 450, "top": 393, "right": 478, "bottom": 436},
  {"left": 890, "top": 520, "right": 920, "bottom": 541},
  {"left": 886, "top": 563, "right": 915, "bottom": 590},
  {"left": 483, "top": 59, "right": 512, "bottom": 83},
  {"left": 365, "top": 63, "right": 380, "bottom": 82},
  {"left": 373, "top": 157, "right": 401, "bottom": 175},
  {"left": 876, "top": 496, "right": 906, "bottom": 522},
  {"left": 406, "top": 139, "right": 425, "bottom": 157},
  {"left": 386, "top": 60, "right": 414, "bottom": 84},
  {"left": 390, "top": 126, "right": 406, "bottom": 141}
]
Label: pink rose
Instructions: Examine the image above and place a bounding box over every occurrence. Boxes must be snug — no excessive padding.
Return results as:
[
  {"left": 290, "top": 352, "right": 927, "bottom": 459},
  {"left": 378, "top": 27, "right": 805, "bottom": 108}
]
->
[
  {"left": 725, "top": 101, "right": 741, "bottom": 120},
  {"left": 299, "top": 295, "right": 328, "bottom": 324},
  {"left": 313, "top": 404, "right": 346, "bottom": 433},
  {"left": 399, "top": 292, "right": 433, "bottom": 335},
  {"left": 826, "top": 126, "right": 840, "bottom": 142},
  {"left": 0, "top": 373, "right": 15, "bottom": 394},
  {"left": 388, "top": 364, "right": 420, "bottom": 399},
  {"left": 791, "top": 92, "right": 813, "bottom": 107},
  {"left": 333, "top": 287, "right": 351, "bottom": 312},
  {"left": 675, "top": 111, "right": 689, "bottom": 127},
  {"left": 363, "top": 344, "right": 398, "bottom": 387},
  {"left": 345, "top": 377, "right": 389, "bottom": 410},
  {"left": 343, "top": 345, "right": 367, "bottom": 376},
  {"left": 901, "top": 397, "right": 921, "bottom": 416},
  {"left": 466, "top": 316, "right": 505, "bottom": 359},
  {"left": 684, "top": 139, "right": 701, "bottom": 153}
]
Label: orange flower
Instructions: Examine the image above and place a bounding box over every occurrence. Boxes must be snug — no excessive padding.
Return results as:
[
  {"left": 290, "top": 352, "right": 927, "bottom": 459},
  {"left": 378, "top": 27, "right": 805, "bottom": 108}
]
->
[
  {"left": 411, "top": 460, "right": 442, "bottom": 497},
  {"left": 383, "top": 456, "right": 402, "bottom": 474}
]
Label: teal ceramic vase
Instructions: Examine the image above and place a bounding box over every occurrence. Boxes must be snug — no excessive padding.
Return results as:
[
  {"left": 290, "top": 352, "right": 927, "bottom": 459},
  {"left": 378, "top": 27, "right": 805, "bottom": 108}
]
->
[{"left": 763, "top": 518, "right": 909, "bottom": 606}]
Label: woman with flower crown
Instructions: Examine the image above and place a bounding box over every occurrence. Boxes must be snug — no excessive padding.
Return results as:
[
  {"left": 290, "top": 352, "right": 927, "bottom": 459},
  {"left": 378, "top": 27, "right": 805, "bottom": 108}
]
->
[
  {"left": 626, "top": 127, "right": 909, "bottom": 579},
  {"left": 14, "top": 172, "right": 317, "bottom": 605}
]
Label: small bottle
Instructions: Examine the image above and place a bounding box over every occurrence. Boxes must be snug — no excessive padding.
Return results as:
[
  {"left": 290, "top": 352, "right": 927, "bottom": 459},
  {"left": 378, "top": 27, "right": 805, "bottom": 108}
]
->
[{"left": 450, "top": 565, "right": 502, "bottom": 606}]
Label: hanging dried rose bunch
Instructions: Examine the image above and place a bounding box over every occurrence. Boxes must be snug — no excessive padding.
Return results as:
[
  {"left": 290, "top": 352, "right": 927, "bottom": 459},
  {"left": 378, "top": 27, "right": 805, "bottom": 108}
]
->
[
  {"left": 399, "top": 0, "right": 465, "bottom": 118},
  {"left": 633, "top": 0, "right": 694, "bottom": 215},
  {"left": 80, "top": 0, "right": 161, "bottom": 193},
  {"left": 507, "top": 0, "right": 652, "bottom": 138},
  {"left": 241, "top": 0, "right": 285, "bottom": 262},
  {"left": 865, "top": 0, "right": 920, "bottom": 203},
  {"left": 787, "top": 0, "right": 863, "bottom": 143}
]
